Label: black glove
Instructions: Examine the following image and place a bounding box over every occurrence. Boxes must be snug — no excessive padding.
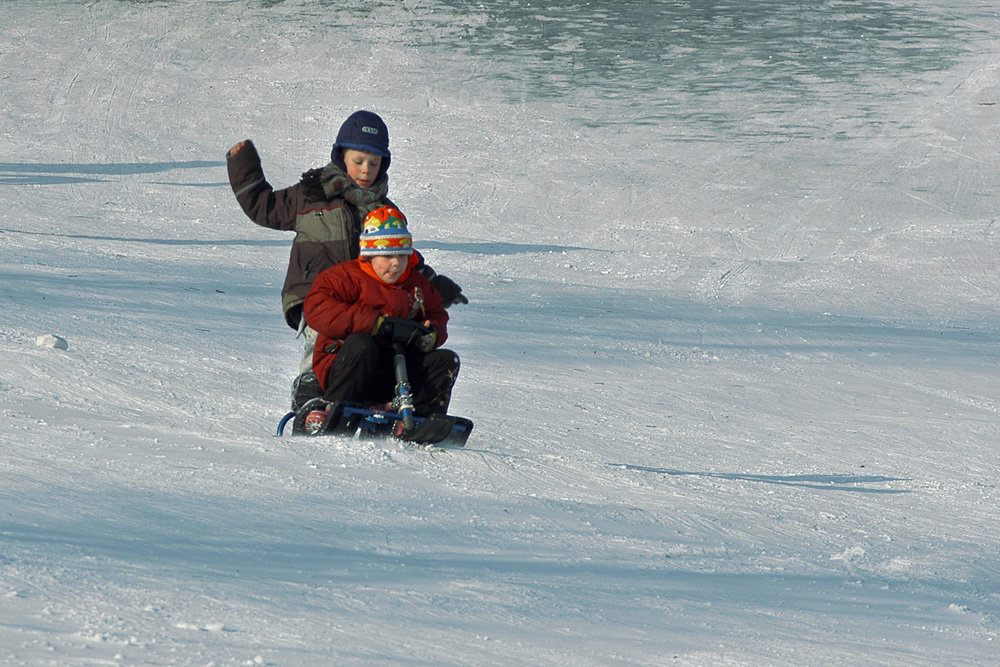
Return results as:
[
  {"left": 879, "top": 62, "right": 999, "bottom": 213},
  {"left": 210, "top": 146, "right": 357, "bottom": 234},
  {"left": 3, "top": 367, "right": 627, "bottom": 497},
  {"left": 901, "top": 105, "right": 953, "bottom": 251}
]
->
[
  {"left": 414, "top": 331, "right": 437, "bottom": 352},
  {"left": 372, "top": 314, "right": 388, "bottom": 336},
  {"left": 431, "top": 274, "right": 468, "bottom": 308}
]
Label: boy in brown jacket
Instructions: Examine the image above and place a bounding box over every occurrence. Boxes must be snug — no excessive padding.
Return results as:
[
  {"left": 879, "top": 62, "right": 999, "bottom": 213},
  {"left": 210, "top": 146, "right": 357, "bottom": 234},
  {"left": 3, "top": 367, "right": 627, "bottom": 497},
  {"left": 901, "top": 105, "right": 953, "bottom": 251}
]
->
[{"left": 227, "top": 111, "right": 465, "bottom": 408}]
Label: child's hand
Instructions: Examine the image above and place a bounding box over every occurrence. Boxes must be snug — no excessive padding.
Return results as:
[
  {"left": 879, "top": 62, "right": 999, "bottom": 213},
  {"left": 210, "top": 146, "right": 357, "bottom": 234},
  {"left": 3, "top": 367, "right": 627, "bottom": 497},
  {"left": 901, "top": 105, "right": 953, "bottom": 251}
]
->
[
  {"left": 415, "top": 330, "right": 437, "bottom": 352},
  {"left": 414, "top": 321, "right": 437, "bottom": 351},
  {"left": 430, "top": 274, "right": 467, "bottom": 307},
  {"left": 228, "top": 140, "right": 248, "bottom": 157}
]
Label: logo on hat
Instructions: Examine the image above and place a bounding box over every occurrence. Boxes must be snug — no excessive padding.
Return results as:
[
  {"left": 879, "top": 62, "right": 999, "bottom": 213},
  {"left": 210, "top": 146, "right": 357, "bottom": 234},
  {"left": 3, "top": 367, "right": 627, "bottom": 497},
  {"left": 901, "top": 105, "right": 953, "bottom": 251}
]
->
[{"left": 361, "top": 125, "right": 379, "bottom": 135}]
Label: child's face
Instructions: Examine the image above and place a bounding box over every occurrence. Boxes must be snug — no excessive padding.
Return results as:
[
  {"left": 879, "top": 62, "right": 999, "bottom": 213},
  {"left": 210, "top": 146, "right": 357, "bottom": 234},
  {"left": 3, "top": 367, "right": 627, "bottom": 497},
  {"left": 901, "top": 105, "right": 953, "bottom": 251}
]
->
[
  {"left": 369, "top": 254, "right": 407, "bottom": 283},
  {"left": 343, "top": 149, "right": 383, "bottom": 188}
]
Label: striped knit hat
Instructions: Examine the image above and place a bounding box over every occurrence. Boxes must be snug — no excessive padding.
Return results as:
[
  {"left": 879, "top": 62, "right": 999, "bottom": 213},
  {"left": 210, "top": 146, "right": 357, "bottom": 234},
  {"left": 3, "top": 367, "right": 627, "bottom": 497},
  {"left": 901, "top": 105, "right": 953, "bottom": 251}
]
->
[{"left": 359, "top": 206, "right": 413, "bottom": 259}]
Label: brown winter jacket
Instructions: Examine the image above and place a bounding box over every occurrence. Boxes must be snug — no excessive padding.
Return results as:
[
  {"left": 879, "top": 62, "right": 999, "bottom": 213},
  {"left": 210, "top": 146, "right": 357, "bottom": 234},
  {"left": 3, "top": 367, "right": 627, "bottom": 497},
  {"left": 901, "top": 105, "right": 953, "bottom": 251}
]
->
[
  {"left": 304, "top": 256, "right": 448, "bottom": 390},
  {"left": 227, "top": 140, "right": 394, "bottom": 329}
]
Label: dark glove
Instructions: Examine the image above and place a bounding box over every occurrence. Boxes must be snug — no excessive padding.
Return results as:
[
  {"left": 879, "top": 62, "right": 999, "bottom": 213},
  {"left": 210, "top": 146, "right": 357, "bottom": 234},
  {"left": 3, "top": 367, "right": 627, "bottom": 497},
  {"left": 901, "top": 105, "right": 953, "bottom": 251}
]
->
[
  {"left": 372, "top": 314, "right": 388, "bottom": 336},
  {"left": 414, "top": 331, "right": 437, "bottom": 352},
  {"left": 431, "top": 274, "right": 468, "bottom": 308}
]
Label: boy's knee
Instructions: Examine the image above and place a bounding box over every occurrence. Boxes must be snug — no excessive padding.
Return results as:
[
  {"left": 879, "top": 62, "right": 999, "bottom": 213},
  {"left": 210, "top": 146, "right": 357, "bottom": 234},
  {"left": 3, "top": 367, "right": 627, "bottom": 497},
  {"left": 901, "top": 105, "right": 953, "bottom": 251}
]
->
[{"left": 432, "top": 349, "right": 460, "bottom": 374}]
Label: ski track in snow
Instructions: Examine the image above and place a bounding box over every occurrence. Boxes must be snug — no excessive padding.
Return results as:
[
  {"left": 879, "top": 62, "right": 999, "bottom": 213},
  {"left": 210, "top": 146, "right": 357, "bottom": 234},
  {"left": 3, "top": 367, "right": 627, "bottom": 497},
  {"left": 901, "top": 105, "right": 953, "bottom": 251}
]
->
[{"left": 2, "top": 0, "right": 1000, "bottom": 664}]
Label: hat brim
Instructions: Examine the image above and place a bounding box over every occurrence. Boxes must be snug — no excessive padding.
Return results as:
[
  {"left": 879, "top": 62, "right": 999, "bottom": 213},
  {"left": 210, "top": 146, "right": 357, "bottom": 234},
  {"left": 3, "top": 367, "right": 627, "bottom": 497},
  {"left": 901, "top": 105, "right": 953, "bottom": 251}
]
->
[{"left": 333, "top": 142, "right": 391, "bottom": 158}]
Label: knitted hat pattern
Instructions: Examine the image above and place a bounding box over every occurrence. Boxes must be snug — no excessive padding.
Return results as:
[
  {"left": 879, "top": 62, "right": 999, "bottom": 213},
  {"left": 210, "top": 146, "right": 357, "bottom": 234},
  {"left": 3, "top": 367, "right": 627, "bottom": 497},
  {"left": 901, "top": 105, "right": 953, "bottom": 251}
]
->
[{"left": 360, "top": 206, "right": 413, "bottom": 258}]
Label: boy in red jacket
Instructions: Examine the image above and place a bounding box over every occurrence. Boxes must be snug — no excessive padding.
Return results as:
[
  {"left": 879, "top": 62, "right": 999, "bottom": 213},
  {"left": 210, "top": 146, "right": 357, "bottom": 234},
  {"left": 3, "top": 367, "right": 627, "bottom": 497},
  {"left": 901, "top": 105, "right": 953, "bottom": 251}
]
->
[{"left": 303, "top": 206, "right": 460, "bottom": 418}]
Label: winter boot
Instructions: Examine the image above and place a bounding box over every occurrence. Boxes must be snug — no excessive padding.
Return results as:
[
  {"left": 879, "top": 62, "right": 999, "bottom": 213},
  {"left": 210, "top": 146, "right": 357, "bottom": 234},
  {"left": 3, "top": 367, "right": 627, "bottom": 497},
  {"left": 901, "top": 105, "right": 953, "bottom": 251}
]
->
[
  {"left": 303, "top": 406, "right": 330, "bottom": 434},
  {"left": 291, "top": 398, "right": 353, "bottom": 437},
  {"left": 291, "top": 371, "right": 323, "bottom": 411},
  {"left": 291, "top": 397, "right": 331, "bottom": 435}
]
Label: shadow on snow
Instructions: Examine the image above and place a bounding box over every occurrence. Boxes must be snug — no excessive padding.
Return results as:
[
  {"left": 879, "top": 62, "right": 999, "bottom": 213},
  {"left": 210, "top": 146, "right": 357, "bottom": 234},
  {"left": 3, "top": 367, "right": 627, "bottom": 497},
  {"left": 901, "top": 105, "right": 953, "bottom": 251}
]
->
[
  {"left": 0, "top": 227, "right": 286, "bottom": 247},
  {"left": 0, "top": 160, "right": 226, "bottom": 186},
  {"left": 611, "top": 464, "right": 910, "bottom": 494}
]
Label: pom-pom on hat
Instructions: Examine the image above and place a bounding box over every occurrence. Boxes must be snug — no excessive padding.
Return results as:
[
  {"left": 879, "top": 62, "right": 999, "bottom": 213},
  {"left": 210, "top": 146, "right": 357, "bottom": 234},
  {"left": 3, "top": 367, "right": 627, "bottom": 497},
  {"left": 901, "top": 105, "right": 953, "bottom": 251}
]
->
[
  {"left": 360, "top": 206, "right": 413, "bottom": 259},
  {"left": 332, "top": 110, "right": 390, "bottom": 159}
]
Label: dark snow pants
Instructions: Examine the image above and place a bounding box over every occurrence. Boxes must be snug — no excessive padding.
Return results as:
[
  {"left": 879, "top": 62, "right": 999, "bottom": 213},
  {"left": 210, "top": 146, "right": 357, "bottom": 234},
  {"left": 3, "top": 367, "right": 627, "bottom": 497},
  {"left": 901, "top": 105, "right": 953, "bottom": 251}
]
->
[{"left": 322, "top": 333, "right": 460, "bottom": 416}]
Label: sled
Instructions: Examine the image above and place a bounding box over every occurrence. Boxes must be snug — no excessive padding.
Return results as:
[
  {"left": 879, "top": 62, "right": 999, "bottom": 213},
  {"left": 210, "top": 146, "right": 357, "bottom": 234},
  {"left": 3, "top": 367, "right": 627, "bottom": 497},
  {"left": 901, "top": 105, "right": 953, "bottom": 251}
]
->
[
  {"left": 277, "top": 398, "right": 473, "bottom": 446},
  {"left": 276, "top": 318, "right": 473, "bottom": 447}
]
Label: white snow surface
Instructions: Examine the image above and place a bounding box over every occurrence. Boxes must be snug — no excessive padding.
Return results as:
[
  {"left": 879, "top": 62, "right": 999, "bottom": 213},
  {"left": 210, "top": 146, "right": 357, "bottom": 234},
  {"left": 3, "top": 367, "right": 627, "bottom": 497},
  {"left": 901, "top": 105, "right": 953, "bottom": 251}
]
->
[{"left": 2, "top": 0, "right": 1000, "bottom": 664}]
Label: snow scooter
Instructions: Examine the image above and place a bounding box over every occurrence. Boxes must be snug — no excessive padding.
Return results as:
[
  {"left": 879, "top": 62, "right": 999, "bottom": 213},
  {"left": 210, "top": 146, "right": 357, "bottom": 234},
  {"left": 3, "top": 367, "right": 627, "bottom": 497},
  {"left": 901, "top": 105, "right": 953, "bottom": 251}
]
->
[{"left": 276, "top": 318, "right": 473, "bottom": 447}]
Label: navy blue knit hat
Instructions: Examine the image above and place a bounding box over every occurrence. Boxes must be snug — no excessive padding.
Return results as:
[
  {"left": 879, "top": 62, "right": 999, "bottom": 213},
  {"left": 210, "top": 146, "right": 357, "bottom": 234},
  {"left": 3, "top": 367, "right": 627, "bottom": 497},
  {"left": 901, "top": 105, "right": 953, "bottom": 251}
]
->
[{"left": 332, "top": 110, "right": 390, "bottom": 163}]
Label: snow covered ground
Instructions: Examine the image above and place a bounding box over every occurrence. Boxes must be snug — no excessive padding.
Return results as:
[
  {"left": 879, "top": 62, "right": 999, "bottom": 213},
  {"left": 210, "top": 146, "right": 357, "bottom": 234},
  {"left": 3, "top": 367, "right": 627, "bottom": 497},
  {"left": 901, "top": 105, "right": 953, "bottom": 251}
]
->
[{"left": 2, "top": 0, "right": 1000, "bottom": 663}]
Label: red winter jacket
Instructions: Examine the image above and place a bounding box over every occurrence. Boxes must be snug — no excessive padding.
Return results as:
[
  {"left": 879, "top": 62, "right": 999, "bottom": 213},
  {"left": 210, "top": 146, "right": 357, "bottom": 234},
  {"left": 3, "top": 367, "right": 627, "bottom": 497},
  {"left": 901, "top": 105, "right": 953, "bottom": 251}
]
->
[{"left": 304, "top": 255, "right": 449, "bottom": 389}]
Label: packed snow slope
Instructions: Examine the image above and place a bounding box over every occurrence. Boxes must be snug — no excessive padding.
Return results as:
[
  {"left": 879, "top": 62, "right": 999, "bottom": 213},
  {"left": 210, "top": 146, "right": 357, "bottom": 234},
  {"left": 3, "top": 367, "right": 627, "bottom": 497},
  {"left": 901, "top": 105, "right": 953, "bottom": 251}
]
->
[{"left": 2, "top": 0, "right": 1000, "bottom": 664}]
